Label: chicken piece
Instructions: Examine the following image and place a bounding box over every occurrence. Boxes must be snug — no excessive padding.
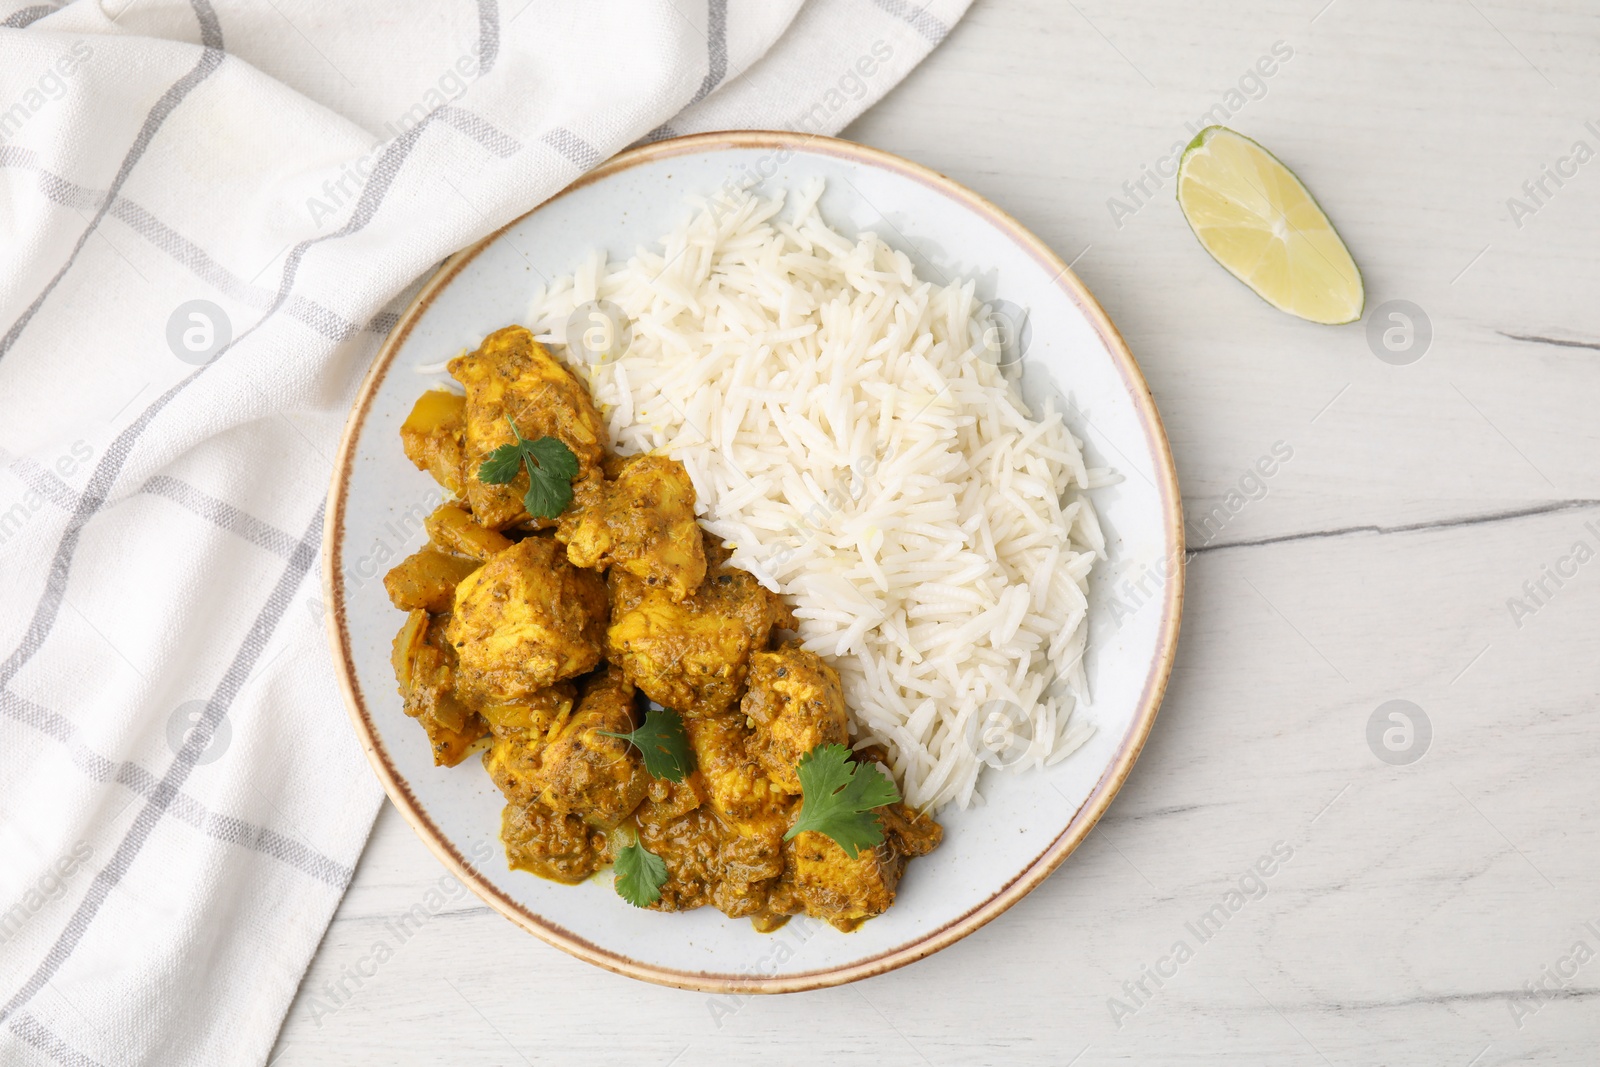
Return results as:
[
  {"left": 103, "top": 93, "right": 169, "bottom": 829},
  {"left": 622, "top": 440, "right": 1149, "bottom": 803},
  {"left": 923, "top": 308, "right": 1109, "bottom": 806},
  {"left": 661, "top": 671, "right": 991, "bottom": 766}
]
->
[
  {"left": 777, "top": 832, "right": 906, "bottom": 932},
  {"left": 446, "top": 536, "right": 608, "bottom": 705},
  {"left": 636, "top": 801, "right": 721, "bottom": 912},
  {"left": 556, "top": 455, "right": 707, "bottom": 601},
  {"left": 711, "top": 832, "right": 787, "bottom": 919},
  {"left": 529, "top": 667, "right": 649, "bottom": 828},
  {"left": 424, "top": 503, "right": 513, "bottom": 561},
  {"left": 621, "top": 713, "right": 793, "bottom": 917},
  {"left": 391, "top": 609, "right": 486, "bottom": 766},
  {"left": 681, "top": 713, "right": 792, "bottom": 918},
  {"left": 740, "top": 647, "right": 850, "bottom": 794},
  {"left": 400, "top": 389, "right": 468, "bottom": 495},
  {"left": 636, "top": 775, "right": 702, "bottom": 828},
  {"left": 765, "top": 748, "right": 942, "bottom": 931},
  {"left": 501, "top": 801, "right": 608, "bottom": 884},
  {"left": 481, "top": 683, "right": 579, "bottom": 805},
  {"left": 606, "top": 535, "right": 794, "bottom": 716},
  {"left": 448, "top": 325, "right": 607, "bottom": 530},
  {"left": 479, "top": 683, "right": 578, "bottom": 740},
  {"left": 629, "top": 772, "right": 782, "bottom": 917},
  {"left": 638, "top": 824, "right": 775, "bottom": 918},
  {"left": 683, "top": 713, "right": 787, "bottom": 824},
  {"left": 383, "top": 549, "right": 480, "bottom": 613},
  {"left": 751, "top": 742, "right": 941, "bottom": 930},
  {"left": 877, "top": 801, "right": 944, "bottom": 858}
]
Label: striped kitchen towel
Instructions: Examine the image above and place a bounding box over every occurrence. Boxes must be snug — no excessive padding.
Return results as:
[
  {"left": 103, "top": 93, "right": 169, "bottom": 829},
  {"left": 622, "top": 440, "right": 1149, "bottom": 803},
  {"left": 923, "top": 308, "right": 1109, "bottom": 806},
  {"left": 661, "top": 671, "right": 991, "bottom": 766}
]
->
[{"left": 0, "top": 1, "right": 969, "bottom": 1063}]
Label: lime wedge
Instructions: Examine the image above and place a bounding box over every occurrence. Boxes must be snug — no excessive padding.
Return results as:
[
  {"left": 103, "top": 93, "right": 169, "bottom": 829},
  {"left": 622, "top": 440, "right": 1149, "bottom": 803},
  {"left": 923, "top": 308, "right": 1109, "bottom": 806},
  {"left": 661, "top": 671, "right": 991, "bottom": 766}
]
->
[{"left": 1176, "top": 126, "right": 1363, "bottom": 325}]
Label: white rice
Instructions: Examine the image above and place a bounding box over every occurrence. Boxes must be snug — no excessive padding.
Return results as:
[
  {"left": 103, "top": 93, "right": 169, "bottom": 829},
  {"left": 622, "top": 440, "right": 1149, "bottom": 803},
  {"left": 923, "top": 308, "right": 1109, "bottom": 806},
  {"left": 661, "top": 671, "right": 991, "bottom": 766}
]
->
[{"left": 523, "top": 180, "right": 1105, "bottom": 811}]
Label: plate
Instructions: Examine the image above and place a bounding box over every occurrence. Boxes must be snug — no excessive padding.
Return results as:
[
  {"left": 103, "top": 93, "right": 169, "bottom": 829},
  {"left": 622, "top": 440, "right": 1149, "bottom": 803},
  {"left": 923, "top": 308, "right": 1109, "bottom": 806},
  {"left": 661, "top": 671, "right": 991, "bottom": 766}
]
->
[{"left": 323, "top": 132, "right": 1183, "bottom": 993}]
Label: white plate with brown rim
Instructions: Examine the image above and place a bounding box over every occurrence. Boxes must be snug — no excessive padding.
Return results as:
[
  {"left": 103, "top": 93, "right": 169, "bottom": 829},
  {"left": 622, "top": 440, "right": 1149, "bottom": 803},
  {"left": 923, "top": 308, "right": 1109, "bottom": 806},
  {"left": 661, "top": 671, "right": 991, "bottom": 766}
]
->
[{"left": 323, "top": 131, "right": 1183, "bottom": 993}]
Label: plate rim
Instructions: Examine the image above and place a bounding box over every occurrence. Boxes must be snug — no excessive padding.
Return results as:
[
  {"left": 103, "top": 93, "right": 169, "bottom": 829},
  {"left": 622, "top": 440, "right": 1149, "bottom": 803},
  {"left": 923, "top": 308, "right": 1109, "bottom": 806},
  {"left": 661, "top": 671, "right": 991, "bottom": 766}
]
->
[{"left": 322, "top": 130, "right": 1185, "bottom": 994}]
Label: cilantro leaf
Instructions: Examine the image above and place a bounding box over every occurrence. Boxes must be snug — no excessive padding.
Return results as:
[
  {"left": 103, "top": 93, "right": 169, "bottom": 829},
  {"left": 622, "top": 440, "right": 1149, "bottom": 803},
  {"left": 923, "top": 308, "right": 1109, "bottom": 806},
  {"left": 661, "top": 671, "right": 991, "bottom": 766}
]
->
[
  {"left": 476, "top": 440, "right": 525, "bottom": 485},
  {"left": 521, "top": 434, "right": 580, "bottom": 518},
  {"left": 525, "top": 434, "right": 580, "bottom": 482},
  {"left": 783, "top": 743, "right": 902, "bottom": 859},
  {"left": 474, "top": 416, "right": 580, "bottom": 519},
  {"left": 599, "top": 707, "right": 694, "bottom": 782},
  {"left": 613, "top": 839, "right": 668, "bottom": 908}
]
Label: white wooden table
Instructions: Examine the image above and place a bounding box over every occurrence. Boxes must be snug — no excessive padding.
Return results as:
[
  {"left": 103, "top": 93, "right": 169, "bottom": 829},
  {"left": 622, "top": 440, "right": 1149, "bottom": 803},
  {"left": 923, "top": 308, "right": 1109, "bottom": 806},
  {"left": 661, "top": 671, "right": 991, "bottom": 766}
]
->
[{"left": 273, "top": 1, "right": 1600, "bottom": 1062}]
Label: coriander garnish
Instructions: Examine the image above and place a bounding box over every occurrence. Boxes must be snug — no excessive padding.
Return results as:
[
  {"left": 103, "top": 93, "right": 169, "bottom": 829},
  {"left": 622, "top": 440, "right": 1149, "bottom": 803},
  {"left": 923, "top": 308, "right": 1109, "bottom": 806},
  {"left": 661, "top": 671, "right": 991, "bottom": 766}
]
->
[
  {"left": 613, "top": 838, "right": 669, "bottom": 908},
  {"left": 476, "top": 416, "right": 579, "bottom": 519},
  {"left": 783, "top": 743, "right": 901, "bottom": 859},
  {"left": 598, "top": 707, "right": 694, "bottom": 782}
]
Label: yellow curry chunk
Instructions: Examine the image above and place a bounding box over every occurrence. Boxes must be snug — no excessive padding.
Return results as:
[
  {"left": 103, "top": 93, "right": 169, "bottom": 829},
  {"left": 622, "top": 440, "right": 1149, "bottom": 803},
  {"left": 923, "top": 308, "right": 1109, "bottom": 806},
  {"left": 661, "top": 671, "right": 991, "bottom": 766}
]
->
[
  {"left": 480, "top": 683, "right": 578, "bottom": 741},
  {"left": 446, "top": 537, "right": 608, "bottom": 705},
  {"left": 680, "top": 712, "right": 794, "bottom": 919},
  {"left": 877, "top": 799, "right": 944, "bottom": 859},
  {"left": 399, "top": 388, "right": 468, "bottom": 496},
  {"left": 767, "top": 761, "right": 943, "bottom": 930},
  {"left": 530, "top": 667, "right": 649, "bottom": 828},
  {"left": 425, "top": 503, "right": 513, "bottom": 562},
  {"left": 683, "top": 713, "right": 787, "bottom": 824},
  {"left": 711, "top": 832, "right": 787, "bottom": 920},
  {"left": 383, "top": 548, "right": 480, "bottom": 614},
  {"left": 501, "top": 801, "right": 608, "bottom": 885},
  {"left": 556, "top": 454, "right": 707, "bottom": 601},
  {"left": 633, "top": 774, "right": 787, "bottom": 919},
  {"left": 448, "top": 325, "right": 607, "bottom": 530},
  {"left": 606, "top": 535, "right": 793, "bottom": 716},
  {"left": 481, "top": 682, "right": 579, "bottom": 805},
  {"left": 391, "top": 609, "right": 487, "bottom": 766},
  {"left": 636, "top": 795, "right": 722, "bottom": 912},
  {"left": 776, "top": 831, "right": 905, "bottom": 932},
  {"left": 739, "top": 646, "right": 850, "bottom": 794},
  {"left": 761, "top": 743, "right": 942, "bottom": 930}
]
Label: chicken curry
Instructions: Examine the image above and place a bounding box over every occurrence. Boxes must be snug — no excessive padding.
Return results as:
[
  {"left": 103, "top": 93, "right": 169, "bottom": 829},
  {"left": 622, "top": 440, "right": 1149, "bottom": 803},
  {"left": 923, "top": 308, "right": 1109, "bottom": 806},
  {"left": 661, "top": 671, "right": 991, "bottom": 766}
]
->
[{"left": 384, "top": 325, "right": 940, "bottom": 932}]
